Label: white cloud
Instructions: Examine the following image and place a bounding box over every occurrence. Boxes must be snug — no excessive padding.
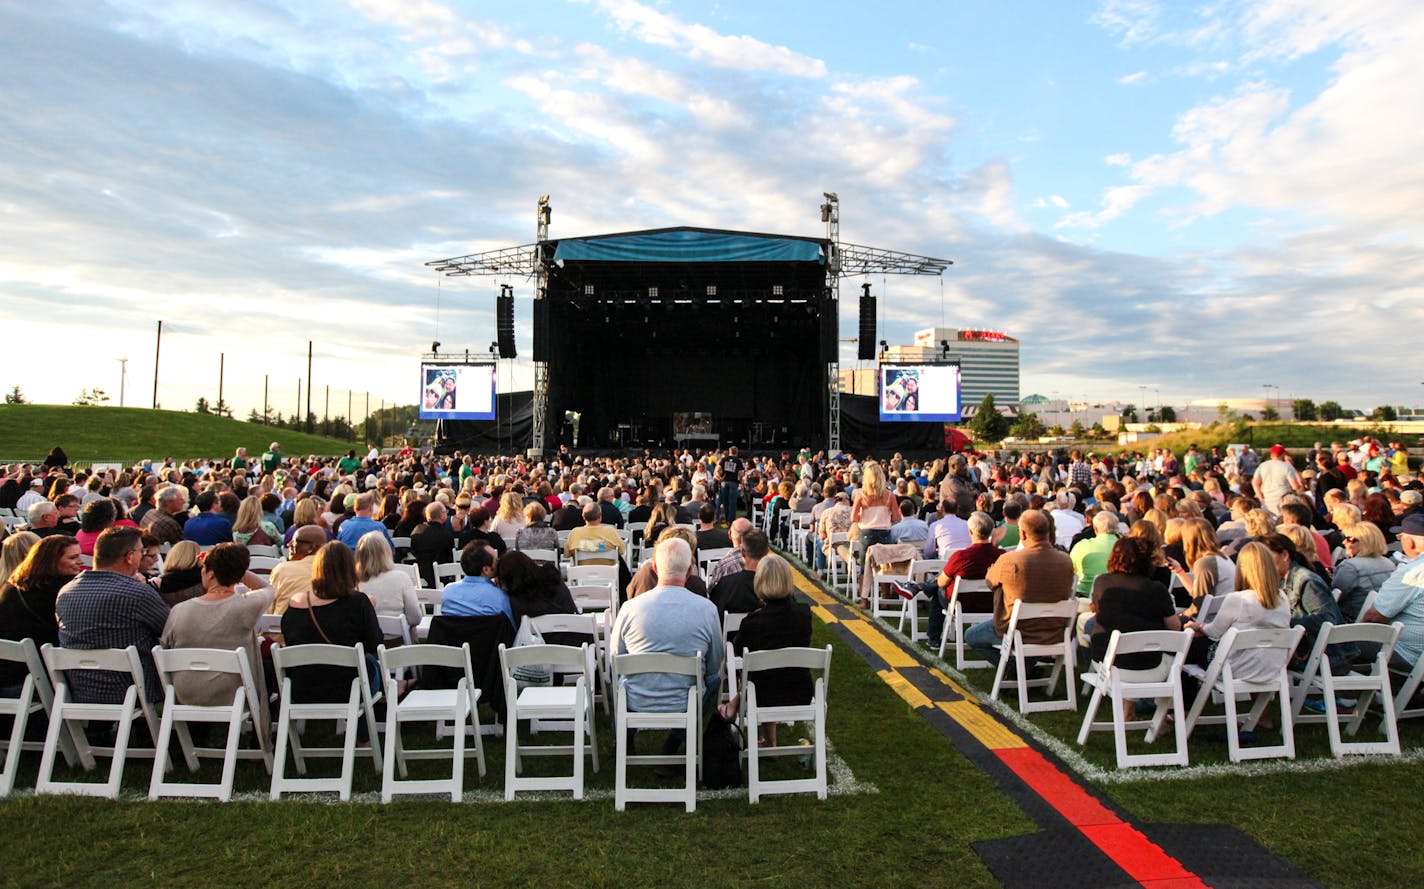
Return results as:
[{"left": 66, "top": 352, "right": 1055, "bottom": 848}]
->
[
  {"left": 1104, "top": 152, "right": 1132, "bottom": 166},
  {"left": 593, "top": 0, "right": 828, "bottom": 78},
  {"left": 1091, "top": 0, "right": 1161, "bottom": 46},
  {"left": 1117, "top": 70, "right": 1148, "bottom": 84}
]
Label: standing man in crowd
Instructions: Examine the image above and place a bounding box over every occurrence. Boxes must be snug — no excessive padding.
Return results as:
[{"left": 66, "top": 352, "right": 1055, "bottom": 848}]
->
[{"left": 715, "top": 446, "right": 744, "bottom": 525}]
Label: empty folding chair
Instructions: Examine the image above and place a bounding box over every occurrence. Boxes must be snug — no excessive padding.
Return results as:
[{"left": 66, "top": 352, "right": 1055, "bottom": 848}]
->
[
  {"left": 521, "top": 548, "right": 560, "bottom": 569},
  {"left": 37, "top": 644, "right": 163, "bottom": 799},
  {"left": 720, "top": 611, "right": 750, "bottom": 705},
  {"left": 1183, "top": 625, "right": 1306, "bottom": 763},
  {"left": 989, "top": 598, "right": 1080, "bottom": 714},
  {"left": 148, "top": 647, "right": 273, "bottom": 801},
  {"left": 1076, "top": 629, "right": 1193, "bottom": 769},
  {"left": 869, "top": 561, "right": 913, "bottom": 625},
  {"left": 433, "top": 562, "right": 463, "bottom": 591},
  {"left": 246, "top": 545, "right": 282, "bottom": 560},
  {"left": 527, "top": 612, "right": 606, "bottom": 713},
  {"left": 613, "top": 652, "right": 702, "bottom": 812},
  {"left": 737, "top": 645, "right": 833, "bottom": 803},
  {"left": 566, "top": 564, "right": 618, "bottom": 595},
  {"left": 698, "top": 547, "right": 733, "bottom": 578},
  {"left": 499, "top": 643, "right": 599, "bottom": 800},
  {"left": 247, "top": 556, "right": 282, "bottom": 577},
  {"left": 413, "top": 587, "right": 443, "bottom": 642},
  {"left": 378, "top": 642, "right": 486, "bottom": 802},
  {"left": 1289, "top": 622, "right": 1402, "bottom": 756},
  {"left": 269, "top": 643, "right": 383, "bottom": 800},
  {"left": 826, "top": 533, "right": 857, "bottom": 595}
]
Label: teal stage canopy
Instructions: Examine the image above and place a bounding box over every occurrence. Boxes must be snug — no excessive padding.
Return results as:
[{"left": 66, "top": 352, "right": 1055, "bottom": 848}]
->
[{"left": 553, "top": 228, "right": 825, "bottom": 264}]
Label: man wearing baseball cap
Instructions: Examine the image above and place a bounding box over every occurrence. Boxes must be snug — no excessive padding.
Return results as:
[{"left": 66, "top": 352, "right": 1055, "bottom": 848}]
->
[
  {"left": 1252, "top": 443, "right": 1303, "bottom": 518},
  {"left": 1362, "top": 513, "right": 1424, "bottom": 669}
]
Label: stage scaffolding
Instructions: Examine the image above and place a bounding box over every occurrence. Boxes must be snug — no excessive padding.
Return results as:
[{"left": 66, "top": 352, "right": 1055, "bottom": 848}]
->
[{"left": 426, "top": 196, "right": 950, "bottom": 454}]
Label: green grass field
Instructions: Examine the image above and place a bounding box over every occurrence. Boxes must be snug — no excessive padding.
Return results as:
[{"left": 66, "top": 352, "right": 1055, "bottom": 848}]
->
[{"left": 0, "top": 405, "right": 361, "bottom": 466}]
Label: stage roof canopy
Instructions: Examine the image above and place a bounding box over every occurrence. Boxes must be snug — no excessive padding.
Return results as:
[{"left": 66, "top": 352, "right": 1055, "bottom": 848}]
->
[{"left": 551, "top": 227, "right": 825, "bottom": 264}]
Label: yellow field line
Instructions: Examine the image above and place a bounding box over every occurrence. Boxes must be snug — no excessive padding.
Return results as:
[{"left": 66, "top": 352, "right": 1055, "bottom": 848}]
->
[
  {"left": 937, "top": 700, "right": 1026, "bottom": 750},
  {"left": 879, "top": 669, "right": 934, "bottom": 710}
]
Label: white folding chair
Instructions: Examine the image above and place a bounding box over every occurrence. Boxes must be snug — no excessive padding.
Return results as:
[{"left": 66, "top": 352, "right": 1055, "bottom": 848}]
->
[
  {"left": 390, "top": 537, "right": 413, "bottom": 563},
  {"left": 392, "top": 562, "right": 421, "bottom": 586},
  {"left": 378, "top": 642, "right": 485, "bottom": 802},
  {"left": 826, "top": 532, "right": 858, "bottom": 595},
  {"left": 738, "top": 645, "right": 833, "bottom": 803},
  {"left": 499, "top": 643, "right": 598, "bottom": 800},
  {"left": 625, "top": 522, "right": 648, "bottom": 565},
  {"left": 255, "top": 613, "right": 284, "bottom": 637},
  {"left": 698, "top": 547, "right": 733, "bottom": 577},
  {"left": 896, "top": 559, "right": 945, "bottom": 642},
  {"left": 869, "top": 560, "right": 913, "bottom": 625},
  {"left": 414, "top": 587, "right": 443, "bottom": 642},
  {"left": 571, "top": 547, "right": 619, "bottom": 567},
  {"left": 0, "top": 638, "right": 74, "bottom": 795},
  {"left": 788, "top": 513, "right": 815, "bottom": 561},
  {"left": 938, "top": 577, "right": 993, "bottom": 667},
  {"left": 527, "top": 612, "right": 607, "bottom": 714},
  {"left": 719, "top": 611, "right": 751, "bottom": 704},
  {"left": 613, "top": 652, "right": 702, "bottom": 812},
  {"left": 521, "top": 548, "right": 559, "bottom": 569},
  {"left": 37, "top": 644, "right": 164, "bottom": 799},
  {"left": 148, "top": 647, "right": 273, "bottom": 801},
  {"left": 247, "top": 556, "right": 281, "bottom": 576},
  {"left": 566, "top": 564, "right": 618, "bottom": 593},
  {"left": 433, "top": 562, "right": 463, "bottom": 591},
  {"left": 990, "top": 598, "right": 1079, "bottom": 714},
  {"left": 1182, "top": 625, "right": 1306, "bottom": 763},
  {"left": 269, "top": 643, "right": 384, "bottom": 800},
  {"left": 246, "top": 544, "right": 281, "bottom": 559},
  {"left": 1289, "top": 622, "right": 1402, "bottom": 756},
  {"left": 1076, "top": 629, "right": 1193, "bottom": 769}
]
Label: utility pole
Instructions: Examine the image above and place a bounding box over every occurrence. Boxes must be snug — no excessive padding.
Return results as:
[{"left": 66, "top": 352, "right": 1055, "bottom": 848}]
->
[
  {"left": 218, "top": 352, "right": 225, "bottom": 414},
  {"left": 263, "top": 375, "right": 269, "bottom": 425},
  {"left": 305, "top": 341, "right": 314, "bottom": 433},
  {"left": 347, "top": 390, "right": 353, "bottom": 440},
  {"left": 116, "top": 357, "right": 128, "bottom": 407},
  {"left": 152, "top": 320, "right": 162, "bottom": 409}
]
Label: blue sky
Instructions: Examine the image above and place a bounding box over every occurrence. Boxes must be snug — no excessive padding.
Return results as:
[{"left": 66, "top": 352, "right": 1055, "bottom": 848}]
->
[{"left": 2, "top": 0, "right": 1421, "bottom": 419}]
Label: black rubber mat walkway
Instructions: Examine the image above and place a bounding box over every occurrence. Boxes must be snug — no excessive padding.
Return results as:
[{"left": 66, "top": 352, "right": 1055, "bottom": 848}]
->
[{"left": 793, "top": 570, "right": 1317, "bottom": 889}]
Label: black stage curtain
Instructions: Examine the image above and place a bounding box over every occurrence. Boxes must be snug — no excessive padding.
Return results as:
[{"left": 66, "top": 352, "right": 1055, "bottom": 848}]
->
[
  {"left": 436, "top": 391, "right": 534, "bottom": 453},
  {"left": 840, "top": 394, "right": 943, "bottom": 453}
]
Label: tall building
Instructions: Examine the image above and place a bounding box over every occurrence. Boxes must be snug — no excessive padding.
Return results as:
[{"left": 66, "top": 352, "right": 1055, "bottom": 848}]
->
[{"left": 911, "top": 327, "right": 1020, "bottom": 408}]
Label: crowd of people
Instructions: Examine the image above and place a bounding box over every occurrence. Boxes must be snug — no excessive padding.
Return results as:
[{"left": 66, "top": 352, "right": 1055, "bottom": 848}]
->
[{"left": 0, "top": 433, "right": 1420, "bottom": 766}]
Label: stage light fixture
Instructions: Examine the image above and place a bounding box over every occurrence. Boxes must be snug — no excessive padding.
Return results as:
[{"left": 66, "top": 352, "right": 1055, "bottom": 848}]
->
[
  {"left": 772, "top": 284, "right": 784, "bottom": 295},
  {"left": 430, "top": 341, "right": 441, "bottom": 354},
  {"left": 648, "top": 287, "right": 658, "bottom": 297},
  {"left": 879, "top": 339, "right": 888, "bottom": 355},
  {"left": 584, "top": 284, "right": 594, "bottom": 295},
  {"left": 706, "top": 285, "right": 717, "bottom": 296}
]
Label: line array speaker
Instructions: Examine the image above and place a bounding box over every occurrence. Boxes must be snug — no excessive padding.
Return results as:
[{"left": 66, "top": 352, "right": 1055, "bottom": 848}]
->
[
  {"left": 857, "top": 295, "right": 876, "bottom": 360},
  {"left": 497, "top": 293, "right": 516, "bottom": 358}
]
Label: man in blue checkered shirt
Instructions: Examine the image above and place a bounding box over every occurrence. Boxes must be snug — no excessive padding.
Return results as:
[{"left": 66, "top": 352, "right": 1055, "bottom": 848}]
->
[{"left": 55, "top": 526, "right": 170, "bottom": 703}]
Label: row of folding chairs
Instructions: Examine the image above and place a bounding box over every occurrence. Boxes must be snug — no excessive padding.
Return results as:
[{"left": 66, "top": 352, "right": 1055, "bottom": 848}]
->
[{"left": 0, "top": 636, "right": 832, "bottom": 807}]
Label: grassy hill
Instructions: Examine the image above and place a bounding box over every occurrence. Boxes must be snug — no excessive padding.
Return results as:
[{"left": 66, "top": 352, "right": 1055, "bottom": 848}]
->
[{"left": 0, "top": 405, "right": 361, "bottom": 466}]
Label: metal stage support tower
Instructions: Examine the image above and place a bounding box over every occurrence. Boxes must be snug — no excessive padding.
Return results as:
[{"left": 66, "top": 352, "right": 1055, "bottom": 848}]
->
[
  {"left": 821, "top": 192, "right": 842, "bottom": 452},
  {"left": 531, "top": 195, "right": 551, "bottom": 459}
]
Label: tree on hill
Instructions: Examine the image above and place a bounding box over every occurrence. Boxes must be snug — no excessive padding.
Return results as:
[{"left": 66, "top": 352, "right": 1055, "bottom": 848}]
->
[
  {"left": 1159, "top": 405, "right": 1176, "bottom": 422},
  {"left": 1121, "top": 404, "right": 1139, "bottom": 423},
  {"left": 4, "top": 386, "right": 26, "bottom": 404},
  {"left": 72, "top": 388, "right": 109, "bottom": 406},
  {"left": 1373, "top": 405, "right": 1397, "bottom": 422},
  {"left": 1070, "top": 419, "right": 1085, "bottom": 438},
  {"left": 1319, "top": 401, "right": 1344, "bottom": 421},
  {"left": 1292, "top": 398, "right": 1317, "bottom": 421},
  {"left": 195, "top": 397, "right": 211, "bottom": 414},
  {"left": 213, "top": 398, "right": 234, "bottom": 419},
  {"left": 968, "top": 394, "right": 1010, "bottom": 441},
  {"left": 1009, "top": 411, "right": 1044, "bottom": 440},
  {"left": 1262, "top": 405, "right": 1280, "bottom": 421}
]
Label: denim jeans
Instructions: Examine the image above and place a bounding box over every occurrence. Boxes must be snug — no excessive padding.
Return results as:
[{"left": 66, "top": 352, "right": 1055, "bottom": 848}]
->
[
  {"left": 716, "top": 482, "right": 740, "bottom": 524},
  {"left": 922, "top": 582, "right": 950, "bottom": 646},
  {"left": 964, "top": 619, "right": 1003, "bottom": 666}
]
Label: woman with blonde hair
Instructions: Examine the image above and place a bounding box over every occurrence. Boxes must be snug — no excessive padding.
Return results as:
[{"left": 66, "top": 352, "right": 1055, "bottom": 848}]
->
[
  {"left": 1333, "top": 522, "right": 1395, "bottom": 621},
  {"left": 515, "top": 501, "right": 559, "bottom": 553},
  {"left": 1171, "top": 519, "right": 1236, "bottom": 608},
  {"left": 156, "top": 540, "right": 205, "bottom": 606},
  {"left": 1141, "top": 507, "right": 1169, "bottom": 538},
  {"left": 718, "top": 553, "right": 813, "bottom": 744},
  {"left": 283, "top": 497, "right": 332, "bottom": 545},
  {"left": 490, "top": 491, "right": 527, "bottom": 548},
  {"left": 0, "top": 531, "right": 40, "bottom": 588},
  {"left": 232, "top": 494, "right": 280, "bottom": 547},
  {"left": 1224, "top": 508, "right": 1276, "bottom": 559},
  {"left": 850, "top": 461, "right": 899, "bottom": 552},
  {"left": 1186, "top": 541, "right": 1290, "bottom": 682},
  {"left": 355, "top": 531, "right": 421, "bottom": 628}
]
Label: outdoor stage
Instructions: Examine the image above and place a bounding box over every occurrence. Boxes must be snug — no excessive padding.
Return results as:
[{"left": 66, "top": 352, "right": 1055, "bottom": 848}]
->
[{"left": 426, "top": 195, "right": 950, "bottom": 455}]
